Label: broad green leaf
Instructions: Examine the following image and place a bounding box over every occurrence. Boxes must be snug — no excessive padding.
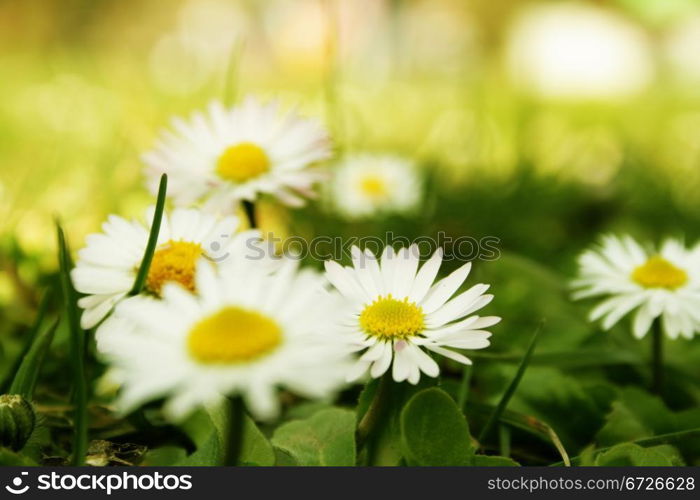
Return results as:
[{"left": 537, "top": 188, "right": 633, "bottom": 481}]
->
[
  {"left": 0, "top": 447, "right": 38, "bottom": 466},
  {"left": 594, "top": 443, "right": 682, "bottom": 466},
  {"left": 597, "top": 387, "right": 677, "bottom": 445},
  {"left": 142, "top": 446, "right": 188, "bottom": 466},
  {"left": 271, "top": 408, "right": 356, "bottom": 466},
  {"left": 472, "top": 454, "right": 520, "bottom": 466},
  {"left": 400, "top": 388, "right": 474, "bottom": 466},
  {"left": 556, "top": 428, "right": 700, "bottom": 466},
  {"left": 273, "top": 447, "right": 298, "bottom": 466},
  {"left": 9, "top": 319, "right": 58, "bottom": 399},
  {"left": 178, "top": 403, "right": 274, "bottom": 466},
  {"left": 506, "top": 367, "right": 616, "bottom": 453},
  {"left": 595, "top": 387, "right": 700, "bottom": 461},
  {"left": 361, "top": 376, "right": 438, "bottom": 466}
]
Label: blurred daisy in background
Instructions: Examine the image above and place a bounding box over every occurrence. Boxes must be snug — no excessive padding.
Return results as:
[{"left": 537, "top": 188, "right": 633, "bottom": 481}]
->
[
  {"left": 96, "top": 257, "right": 350, "bottom": 420},
  {"left": 325, "top": 245, "right": 498, "bottom": 384},
  {"left": 506, "top": 3, "right": 654, "bottom": 99},
  {"left": 665, "top": 14, "right": 700, "bottom": 87},
  {"left": 143, "top": 96, "right": 332, "bottom": 212},
  {"left": 71, "top": 207, "right": 259, "bottom": 329},
  {"left": 329, "top": 154, "right": 422, "bottom": 219},
  {"left": 572, "top": 235, "right": 700, "bottom": 339}
]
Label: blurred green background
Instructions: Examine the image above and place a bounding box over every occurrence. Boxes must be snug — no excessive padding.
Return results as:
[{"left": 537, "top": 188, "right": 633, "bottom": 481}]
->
[{"left": 2, "top": 0, "right": 700, "bottom": 465}]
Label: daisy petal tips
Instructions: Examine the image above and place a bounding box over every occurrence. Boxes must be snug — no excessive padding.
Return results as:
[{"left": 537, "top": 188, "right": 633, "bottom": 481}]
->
[{"left": 325, "top": 244, "right": 499, "bottom": 384}]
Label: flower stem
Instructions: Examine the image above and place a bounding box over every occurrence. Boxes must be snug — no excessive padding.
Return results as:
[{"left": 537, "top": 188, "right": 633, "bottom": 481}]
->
[
  {"left": 356, "top": 372, "right": 392, "bottom": 452},
  {"left": 242, "top": 200, "right": 257, "bottom": 229},
  {"left": 224, "top": 396, "right": 245, "bottom": 466},
  {"left": 651, "top": 319, "right": 663, "bottom": 395},
  {"left": 457, "top": 364, "right": 472, "bottom": 412}
]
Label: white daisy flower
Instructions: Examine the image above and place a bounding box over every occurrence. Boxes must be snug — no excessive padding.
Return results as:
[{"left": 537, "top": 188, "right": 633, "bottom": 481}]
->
[
  {"left": 71, "top": 207, "right": 260, "bottom": 329},
  {"left": 96, "top": 257, "right": 349, "bottom": 421},
  {"left": 572, "top": 235, "right": 700, "bottom": 340},
  {"left": 329, "top": 154, "right": 422, "bottom": 219},
  {"left": 143, "top": 96, "right": 332, "bottom": 211},
  {"left": 324, "top": 245, "right": 499, "bottom": 384}
]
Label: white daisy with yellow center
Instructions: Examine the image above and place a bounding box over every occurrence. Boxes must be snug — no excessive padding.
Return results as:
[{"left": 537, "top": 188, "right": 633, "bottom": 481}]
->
[
  {"left": 96, "top": 257, "right": 350, "bottom": 420},
  {"left": 71, "top": 207, "right": 260, "bottom": 329},
  {"left": 572, "top": 235, "right": 700, "bottom": 339},
  {"left": 143, "top": 96, "right": 332, "bottom": 211},
  {"left": 329, "top": 154, "right": 422, "bottom": 219},
  {"left": 325, "top": 245, "right": 499, "bottom": 384}
]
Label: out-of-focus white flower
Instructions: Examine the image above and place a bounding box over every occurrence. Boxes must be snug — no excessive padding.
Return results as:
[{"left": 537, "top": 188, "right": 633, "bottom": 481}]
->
[
  {"left": 506, "top": 4, "right": 654, "bottom": 99},
  {"left": 329, "top": 154, "right": 422, "bottom": 219},
  {"left": 71, "top": 207, "right": 259, "bottom": 329},
  {"left": 573, "top": 235, "right": 700, "bottom": 339},
  {"left": 143, "top": 96, "right": 332, "bottom": 211},
  {"left": 665, "top": 15, "right": 700, "bottom": 86},
  {"left": 97, "top": 258, "right": 350, "bottom": 421}
]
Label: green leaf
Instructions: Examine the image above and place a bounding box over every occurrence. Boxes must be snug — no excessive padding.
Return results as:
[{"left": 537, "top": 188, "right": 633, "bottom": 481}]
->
[
  {"left": 595, "top": 387, "right": 700, "bottom": 462},
  {"left": 273, "top": 447, "right": 298, "bottom": 466},
  {"left": 0, "top": 447, "right": 39, "bottom": 466},
  {"left": 9, "top": 319, "right": 58, "bottom": 399},
  {"left": 56, "top": 222, "right": 88, "bottom": 466},
  {"left": 178, "top": 403, "right": 274, "bottom": 466},
  {"left": 555, "top": 428, "right": 700, "bottom": 466},
  {"left": 130, "top": 173, "right": 167, "bottom": 295},
  {"left": 400, "top": 388, "right": 474, "bottom": 466},
  {"left": 597, "top": 388, "right": 676, "bottom": 445},
  {"left": 478, "top": 322, "right": 542, "bottom": 443},
  {"left": 505, "top": 367, "right": 616, "bottom": 453},
  {"left": 594, "top": 443, "right": 682, "bottom": 466},
  {"left": 272, "top": 408, "right": 356, "bottom": 466},
  {"left": 472, "top": 454, "right": 520, "bottom": 466}
]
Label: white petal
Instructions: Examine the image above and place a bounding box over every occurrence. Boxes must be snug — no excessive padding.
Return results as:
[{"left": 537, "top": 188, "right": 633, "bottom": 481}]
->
[
  {"left": 420, "top": 262, "right": 472, "bottom": 314},
  {"left": 408, "top": 248, "right": 443, "bottom": 303},
  {"left": 370, "top": 342, "right": 393, "bottom": 378}
]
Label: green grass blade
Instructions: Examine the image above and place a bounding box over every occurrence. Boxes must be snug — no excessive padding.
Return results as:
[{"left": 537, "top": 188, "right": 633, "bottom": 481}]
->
[
  {"left": 478, "top": 321, "right": 543, "bottom": 445},
  {"left": 129, "top": 173, "right": 167, "bottom": 295},
  {"left": 9, "top": 318, "right": 59, "bottom": 399},
  {"left": 56, "top": 221, "right": 88, "bottom": 466},
  {"left": 0, "top": 288, "right": 52, "bottom": 393}
]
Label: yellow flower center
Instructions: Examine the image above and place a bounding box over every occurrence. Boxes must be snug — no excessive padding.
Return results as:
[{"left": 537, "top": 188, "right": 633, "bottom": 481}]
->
[
  {"left": 359, "top": 294, "right": 425, "bottom": 340},
  {"left": 146, "top": 240, "right": 203, "bottom": 296},
  {"left": 631, "top": 256, "right": 687, "bottom": 290},
  {"left": 187, "top": 306, "right": 282, "bottom": 364},
  {"left": 359, "top": 175, "right": 388, "bottom": 199},
  {"left": 216, "top": 142, "right": 270, "bottom": 183}
]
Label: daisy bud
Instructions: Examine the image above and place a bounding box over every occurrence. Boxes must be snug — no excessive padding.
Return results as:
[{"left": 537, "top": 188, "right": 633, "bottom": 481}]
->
[{"left": 0, "top": 394, "right": 36, "bottom": 451}]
